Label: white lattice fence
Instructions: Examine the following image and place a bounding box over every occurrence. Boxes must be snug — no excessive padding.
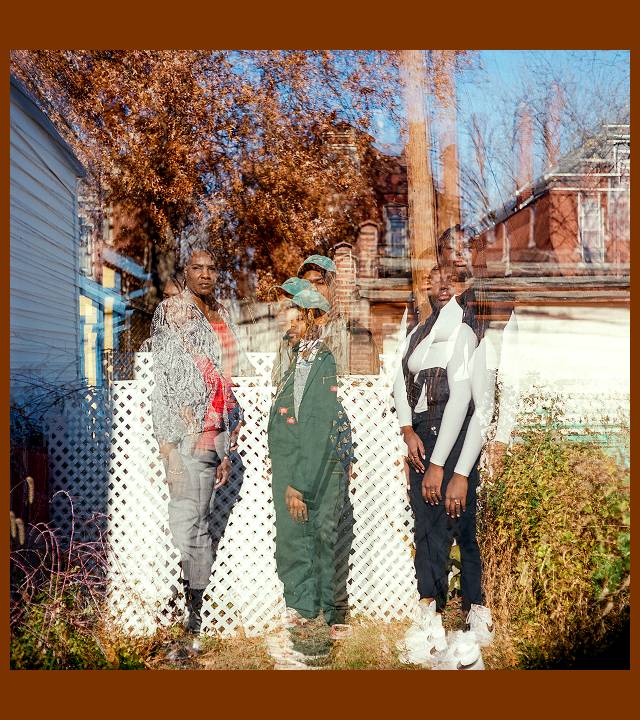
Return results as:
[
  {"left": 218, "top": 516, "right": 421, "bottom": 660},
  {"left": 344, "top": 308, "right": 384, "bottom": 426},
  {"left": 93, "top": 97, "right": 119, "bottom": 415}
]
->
[
  {"left": 49, "top": 352, "right": 419, "bottom": 637},
  {"left": 48, "top": 388, "right": 112, "bottom": 543}
]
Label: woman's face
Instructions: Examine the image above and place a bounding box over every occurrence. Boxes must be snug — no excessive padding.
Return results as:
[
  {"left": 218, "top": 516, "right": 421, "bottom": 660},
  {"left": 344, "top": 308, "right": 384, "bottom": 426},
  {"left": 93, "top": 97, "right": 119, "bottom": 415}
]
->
[
  {"left": 428, "top": 266, "right": 454, "bottom": 309},
  {"left": 441, "top": 229, "right": 472, "bottom": 276},
  {"left": 185, "top": 250, "right": 217, "bottom": 298},
  {"left": 290, "top": 309, "right": 310, "bottom": 340},
  {"left": 163, "top": 277, "right": 182, "bottom": 299},
  {"left": 301, "top": 268, "right": 330, "bottom": 300},
  {"left": 274, "top": 298, "right": 298, "bottom": 334}
]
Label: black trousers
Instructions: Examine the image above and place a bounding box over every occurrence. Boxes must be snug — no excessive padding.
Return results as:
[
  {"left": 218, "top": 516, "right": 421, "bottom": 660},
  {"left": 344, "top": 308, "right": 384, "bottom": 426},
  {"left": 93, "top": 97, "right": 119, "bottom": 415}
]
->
[{"left": 408, "top": 413, "right": 483, "bottom": 612}]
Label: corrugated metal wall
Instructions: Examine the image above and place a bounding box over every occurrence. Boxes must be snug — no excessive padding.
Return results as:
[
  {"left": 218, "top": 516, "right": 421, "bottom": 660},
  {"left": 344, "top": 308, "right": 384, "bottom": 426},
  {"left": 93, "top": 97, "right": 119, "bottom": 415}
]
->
[{"left": 10, "top": 97, "right": 81, "bottom": 409}]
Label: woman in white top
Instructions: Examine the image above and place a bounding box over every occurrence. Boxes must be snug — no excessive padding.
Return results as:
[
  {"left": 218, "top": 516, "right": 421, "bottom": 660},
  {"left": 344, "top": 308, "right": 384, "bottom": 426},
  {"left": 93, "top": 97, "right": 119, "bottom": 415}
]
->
[
  {"left": 395, "top": 226, "right": 518, "bottom": 658},
  {"left": 394, "top": 263, "right": 485, "bottom": 625}
]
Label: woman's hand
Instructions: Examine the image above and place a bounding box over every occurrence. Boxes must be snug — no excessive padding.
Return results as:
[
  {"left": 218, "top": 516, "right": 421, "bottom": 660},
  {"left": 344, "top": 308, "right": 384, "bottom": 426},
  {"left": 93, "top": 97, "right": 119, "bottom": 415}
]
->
[
  {"left": 422, "top": 463, "right": 444, "bottom": 505},
  {"left": 402, "top": 427, "right": 426, "bottom": 473},
  {"left": 445, "top": 472, "right": 468, "bottom": 517},
  {"left": 285, "top": 485, "right": 308, "bottom": 523},
  {"left": 165, "top": 449, "right": 185, "bottom": 491},
  {"left": 159, "top": 442, "right": 178, "bottom": 460},
  {"left": 215, "top": 455, "right": 231, "bottom": 489},
  {"left": 229, "top": 423, "right": 243, "bottom": 453}
]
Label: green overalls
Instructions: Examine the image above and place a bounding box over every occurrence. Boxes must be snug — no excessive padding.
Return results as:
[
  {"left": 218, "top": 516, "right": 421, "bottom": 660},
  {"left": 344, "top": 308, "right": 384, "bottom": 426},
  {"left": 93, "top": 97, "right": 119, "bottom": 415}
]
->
[{"left": 267, "top": 343, "right": 351, "bottom": 625}]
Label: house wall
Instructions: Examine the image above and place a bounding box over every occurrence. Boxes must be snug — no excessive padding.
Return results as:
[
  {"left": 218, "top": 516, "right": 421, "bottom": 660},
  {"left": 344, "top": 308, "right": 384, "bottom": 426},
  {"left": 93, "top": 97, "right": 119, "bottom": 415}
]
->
[
  {"left": 533, "top": 193, "right": 551, "bottom": 253},
  {"left": 548, "top": 190, "right": 581, "bottom": 267},
  {"left": 10, "top": 94, "right": 82, "bottom": 408},
  {"left": 478, "top": 177, "right": 629, "bottom": 278}
]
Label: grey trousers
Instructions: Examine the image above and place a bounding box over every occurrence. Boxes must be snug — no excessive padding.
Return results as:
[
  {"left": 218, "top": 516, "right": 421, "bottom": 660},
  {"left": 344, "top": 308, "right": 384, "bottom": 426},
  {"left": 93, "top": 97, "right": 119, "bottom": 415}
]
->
[{"left": 166, "top": 431, "right": 226, "bottom": 590}]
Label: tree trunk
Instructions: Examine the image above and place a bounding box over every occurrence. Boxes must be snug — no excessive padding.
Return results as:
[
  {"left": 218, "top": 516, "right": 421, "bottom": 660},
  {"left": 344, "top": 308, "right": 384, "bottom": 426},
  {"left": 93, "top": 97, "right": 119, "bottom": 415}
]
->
[
  {"left": 436, "top": 50, "right": 461, "bottom": 236},
  {"left": 401, "top": 50, "right": 438, "bottom": 321}
]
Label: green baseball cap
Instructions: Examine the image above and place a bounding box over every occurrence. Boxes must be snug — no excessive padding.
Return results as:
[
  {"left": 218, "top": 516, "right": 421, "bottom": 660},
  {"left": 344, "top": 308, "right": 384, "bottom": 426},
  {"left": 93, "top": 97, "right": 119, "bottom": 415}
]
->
[
  {"left": 297, "top": 254, "right": 337, "bottom": 276},
  {"left": 276, "top": 277, "right": 312, "bottom": 297},
  {"left": 291, "top": 288, "right": 331, "bottom": 314}
]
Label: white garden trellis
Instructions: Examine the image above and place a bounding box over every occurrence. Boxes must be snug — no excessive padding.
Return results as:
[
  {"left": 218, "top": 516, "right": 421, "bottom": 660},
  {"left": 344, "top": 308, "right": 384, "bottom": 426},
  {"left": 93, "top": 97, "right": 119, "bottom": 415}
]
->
[{"left": 48, "top": 352, "right": 420, "bottom": 637}]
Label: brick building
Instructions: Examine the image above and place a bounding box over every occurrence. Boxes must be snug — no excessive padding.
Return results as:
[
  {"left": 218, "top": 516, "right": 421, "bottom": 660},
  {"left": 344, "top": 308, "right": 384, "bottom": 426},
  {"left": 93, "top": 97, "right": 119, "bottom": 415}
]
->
[
  {"left": 332, "top": 150, "right": 414, "bottom": 359},
  {"left": 329, "top": 123, "right": 630, "bottom": 363},
  {"left": 472, "top": 124, "right": 630, "bottom": 300}
]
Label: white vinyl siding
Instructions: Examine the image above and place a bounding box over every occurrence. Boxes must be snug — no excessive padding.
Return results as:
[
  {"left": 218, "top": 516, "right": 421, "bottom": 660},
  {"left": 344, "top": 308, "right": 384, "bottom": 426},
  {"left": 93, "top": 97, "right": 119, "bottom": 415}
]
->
[{"left": 10, "top": 95, "right": 82, "bottom": 407}]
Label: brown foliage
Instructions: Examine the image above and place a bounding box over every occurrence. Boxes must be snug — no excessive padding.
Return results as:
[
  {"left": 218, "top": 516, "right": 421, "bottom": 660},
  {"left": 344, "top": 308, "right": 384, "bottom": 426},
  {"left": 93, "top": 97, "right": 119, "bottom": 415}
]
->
[
  {"left": 11, "top": 50, "right": 405, "bottom": 287},
  {"left": 11, "top": 50, "right": 474, "bottom": 289}
]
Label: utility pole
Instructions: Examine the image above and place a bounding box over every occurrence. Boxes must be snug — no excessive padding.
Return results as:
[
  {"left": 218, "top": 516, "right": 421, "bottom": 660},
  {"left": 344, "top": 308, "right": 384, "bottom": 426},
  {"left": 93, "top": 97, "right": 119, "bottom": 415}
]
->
[{"left": 401, "top": 50, "right": 438, "bottom": 320}]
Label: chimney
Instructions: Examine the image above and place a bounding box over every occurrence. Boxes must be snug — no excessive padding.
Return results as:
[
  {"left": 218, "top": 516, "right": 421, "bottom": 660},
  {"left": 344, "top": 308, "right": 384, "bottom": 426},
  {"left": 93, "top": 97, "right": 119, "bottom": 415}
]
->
[
  {"left": 355, "top": 221, "right": 379, "bottom": 280},
  {"left": 517, "top": 102, "right": 534, "bottom": 192},
  {"left": 333, "top": 241, "right": 357, "bottom": 322},
  {"left": 543, "top": 82, "right": 563, "bottom": 170}
]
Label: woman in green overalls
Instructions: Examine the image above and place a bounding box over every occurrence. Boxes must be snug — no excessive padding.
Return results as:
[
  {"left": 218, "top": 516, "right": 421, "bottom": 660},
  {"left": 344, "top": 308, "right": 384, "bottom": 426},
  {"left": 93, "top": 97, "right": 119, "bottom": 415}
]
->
[{"left": 267, "top": 288, "right": 353, "bottom": 632}]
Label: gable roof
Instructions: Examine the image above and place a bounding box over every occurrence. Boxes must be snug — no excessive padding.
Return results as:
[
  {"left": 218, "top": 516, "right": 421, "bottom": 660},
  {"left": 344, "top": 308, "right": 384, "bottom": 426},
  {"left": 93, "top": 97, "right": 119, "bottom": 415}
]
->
[
  {"left": 10, "top": 74, "right": 86, "bottom": 178},
  {"left": 471, "top": 123, "right": 630, "bottom": 235}
]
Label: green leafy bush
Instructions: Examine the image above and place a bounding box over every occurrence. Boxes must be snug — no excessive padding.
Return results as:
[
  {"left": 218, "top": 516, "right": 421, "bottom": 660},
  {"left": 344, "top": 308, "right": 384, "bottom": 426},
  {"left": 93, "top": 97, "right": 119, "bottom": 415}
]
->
[
  {"left": 478, "top": 395, "right": 630, "bottom": 668},
  {"left": 10, "top": 587, "right": 152, "bottom": 670}
]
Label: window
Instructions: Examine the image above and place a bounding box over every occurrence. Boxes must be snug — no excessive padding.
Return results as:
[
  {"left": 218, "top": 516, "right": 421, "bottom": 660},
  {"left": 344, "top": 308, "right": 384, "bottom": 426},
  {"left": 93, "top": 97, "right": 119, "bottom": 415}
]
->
[
  {"left": 579, "top": 194, "right": 604, "bottom": 263},
  {"left": 609, "top": 189, "right": 630, "bottom": 267},
  {"left": 383, "top": 205, "right": 408, "bottom": 258},
  {"left": 614, "top": 142, "right": 630, "bottom": 177},
  {"left": 78, "top": 213, "right": 94, "bottom": 276}
]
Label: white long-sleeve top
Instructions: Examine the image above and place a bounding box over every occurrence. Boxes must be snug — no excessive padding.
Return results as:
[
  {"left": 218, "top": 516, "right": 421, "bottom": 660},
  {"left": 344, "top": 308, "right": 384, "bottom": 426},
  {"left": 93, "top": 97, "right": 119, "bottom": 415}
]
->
[
  {"left": 393, "top": 297, "right": 477, "bottom": 469},
  {"left": 454, "top": 309, "right": 521, "bottom": 476},
  {"left": 494, "top": 310, "right": 520, "bottom": 444}
]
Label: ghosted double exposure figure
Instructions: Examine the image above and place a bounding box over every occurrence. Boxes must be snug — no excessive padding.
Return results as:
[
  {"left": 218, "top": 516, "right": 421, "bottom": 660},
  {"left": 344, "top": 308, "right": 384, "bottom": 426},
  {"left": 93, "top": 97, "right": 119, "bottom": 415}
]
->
[
  {"left": 297, "top": 254, "right": 380, "bottom": 375},
  {"left": 267, "top": 287, "right": 354, "bottom": 649},
  {"left": 270, "top": 276, "right": 312, "bottom": 388},
  {"left": 395, "top": 226, "right": 521, "bottom": 664}
]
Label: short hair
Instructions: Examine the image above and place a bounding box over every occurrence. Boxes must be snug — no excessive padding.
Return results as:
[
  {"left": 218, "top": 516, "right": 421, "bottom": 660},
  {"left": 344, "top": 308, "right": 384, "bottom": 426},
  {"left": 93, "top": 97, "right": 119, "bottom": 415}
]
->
[
  {"left": 299, "top": 264, "right": 335, "bottom": 287},
  {"left": 185, "top": 246, "right": 215, "bottom": 266}
]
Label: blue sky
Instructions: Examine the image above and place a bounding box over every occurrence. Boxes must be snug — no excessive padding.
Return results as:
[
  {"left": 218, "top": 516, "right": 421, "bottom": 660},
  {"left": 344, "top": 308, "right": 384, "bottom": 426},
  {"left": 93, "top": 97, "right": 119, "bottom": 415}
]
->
[{"left": 370, "top": 50, "right": 630, "bottom": 222}]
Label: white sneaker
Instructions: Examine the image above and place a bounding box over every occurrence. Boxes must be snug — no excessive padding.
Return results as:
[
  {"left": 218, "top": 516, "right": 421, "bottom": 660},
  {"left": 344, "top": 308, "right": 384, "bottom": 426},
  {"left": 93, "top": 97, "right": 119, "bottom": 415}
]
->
[
  {"left": 466, "top": 604, "right": 495, "bottom": 647},
  {"left": 396, "top": 600, "right": 434, "bottom": 657},
  {"left": 397, "top": 603, "right": 447, "bottom": 666},
  {"left": 424, "top": 613, "right": 448, "bottom": 663},
  {"left": 266, "top": 630, "right": 326, "bottom": 668},
  {"left": 401, "top": 599, "right": 437, "bottom": 643},
  {"left": 433, "top": 630, "right": 484, "bottom": 670},
  {"left": 398, "top": 632, "right": 447, "bottom": 666}
]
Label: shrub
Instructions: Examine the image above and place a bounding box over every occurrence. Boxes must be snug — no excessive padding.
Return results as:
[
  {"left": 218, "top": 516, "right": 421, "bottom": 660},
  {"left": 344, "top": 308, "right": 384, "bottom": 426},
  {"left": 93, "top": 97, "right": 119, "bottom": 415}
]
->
[
  {"left": 478, "top": 394, "right": 630, "bottom": 668},
  {"left": 10, "top": 495, "right": 162, "bottom": 670}
]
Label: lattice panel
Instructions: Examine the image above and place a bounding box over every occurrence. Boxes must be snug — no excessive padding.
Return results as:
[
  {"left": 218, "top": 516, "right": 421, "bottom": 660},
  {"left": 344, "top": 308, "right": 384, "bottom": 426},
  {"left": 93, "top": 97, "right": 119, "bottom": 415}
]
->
[
  {"left": 50, "top": 352, "right": 420, "bottom": 637},
  {"left": 335, "top": 375, "right": 418, "bottom": 621},
  {"left": 48, "top": 387, "right": 112, "bottom": 544}
]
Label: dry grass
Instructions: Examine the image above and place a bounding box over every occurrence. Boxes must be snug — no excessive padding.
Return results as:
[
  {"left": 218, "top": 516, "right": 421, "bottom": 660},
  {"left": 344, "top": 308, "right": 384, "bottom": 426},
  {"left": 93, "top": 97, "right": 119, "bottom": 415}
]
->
[
  {"left": 198, "top": 633, "right": 274, "bottom": 670},
  {"left": 328, "top": 618, "right": 411, "bottom": 670},
  {"left": 152, "top": 611, "right": 514, "bottom": 670},
  {"left": 150, "top": 619, "right": 414, "bottom": 670}
]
